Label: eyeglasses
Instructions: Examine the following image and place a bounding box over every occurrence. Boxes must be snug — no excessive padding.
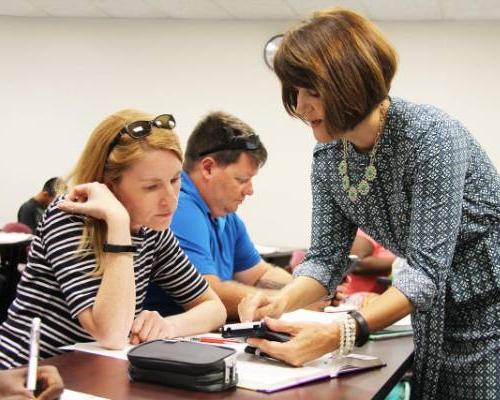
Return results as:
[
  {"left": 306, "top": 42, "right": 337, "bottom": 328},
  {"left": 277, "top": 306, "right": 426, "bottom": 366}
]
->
[
  {"left": 107, "top": 114, "right": 176, "bottom": 156},
  {"left": 198, "top": 129, "right": 262, "bottom": 158}
]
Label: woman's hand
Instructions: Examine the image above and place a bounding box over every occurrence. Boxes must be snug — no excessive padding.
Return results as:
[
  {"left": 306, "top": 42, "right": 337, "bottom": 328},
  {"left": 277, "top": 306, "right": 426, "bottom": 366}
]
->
[
  {"left": 0, "top": 366, "right": 64, "bottom": 400},
  {"left": 238, "top": 293, "right": 288, "bottom": 322},
  {"left": 246, "top": 317, "right": 340, "bottom": 366},
  {"left": 0, "top": 367, "right": 33, "bottom": 399},
  {"left": 35, "top": 366, "right": 65, "bottom": 400},
  {"left": 129, "top": 310, "right": 177, "bottom": 345},
  {"left": 58, "top": 182, "right": 129, "bottom": 224}
]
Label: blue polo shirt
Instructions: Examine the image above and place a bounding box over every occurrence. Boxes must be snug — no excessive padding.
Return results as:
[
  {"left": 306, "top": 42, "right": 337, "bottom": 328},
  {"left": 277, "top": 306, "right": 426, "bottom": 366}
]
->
[{"left": 144, "top": 171, "right": 261, "bottom": 315}]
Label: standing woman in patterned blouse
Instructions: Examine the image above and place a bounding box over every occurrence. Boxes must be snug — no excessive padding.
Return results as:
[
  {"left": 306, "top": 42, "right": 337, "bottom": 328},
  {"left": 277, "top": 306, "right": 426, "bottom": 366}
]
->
[
  {"left": 0, "top": 109, "right": 226, "bottom": 369},
  {"left": 238, "top": 7, "right": 500, "bottom": 400}
]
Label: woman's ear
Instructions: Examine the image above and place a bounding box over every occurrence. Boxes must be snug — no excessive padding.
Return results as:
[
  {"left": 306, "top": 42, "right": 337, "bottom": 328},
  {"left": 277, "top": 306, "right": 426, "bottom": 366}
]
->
[{"left": 104, "top": 177, "right": 120, "bottom": 194}]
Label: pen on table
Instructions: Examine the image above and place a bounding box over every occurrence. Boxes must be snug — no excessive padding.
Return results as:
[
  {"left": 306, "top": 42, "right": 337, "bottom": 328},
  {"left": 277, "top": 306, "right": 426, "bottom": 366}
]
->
[
  {"left": 190, "top": 337, "right": 241, "bottom": 344},
  {"left": 26, "top": 317, "right": 41, "bottom": 394}
]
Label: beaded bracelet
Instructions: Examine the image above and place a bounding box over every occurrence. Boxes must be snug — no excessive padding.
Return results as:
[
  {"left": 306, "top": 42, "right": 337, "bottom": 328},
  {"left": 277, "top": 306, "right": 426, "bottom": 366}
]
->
[{"left": 335, "top": 316, "right": 356, "bottom": 356}]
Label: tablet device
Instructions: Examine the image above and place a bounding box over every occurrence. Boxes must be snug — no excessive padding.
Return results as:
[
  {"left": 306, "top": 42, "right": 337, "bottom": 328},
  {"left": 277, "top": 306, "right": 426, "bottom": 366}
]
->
[{"left": 221, "top": 321, "right": 291, "bottom": 342}]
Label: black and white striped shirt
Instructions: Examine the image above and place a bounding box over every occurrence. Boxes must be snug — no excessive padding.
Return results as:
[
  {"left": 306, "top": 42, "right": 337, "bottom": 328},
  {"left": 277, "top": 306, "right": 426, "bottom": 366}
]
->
[{"left": 0, "top": 198, "right": 208, "bottom": 369}]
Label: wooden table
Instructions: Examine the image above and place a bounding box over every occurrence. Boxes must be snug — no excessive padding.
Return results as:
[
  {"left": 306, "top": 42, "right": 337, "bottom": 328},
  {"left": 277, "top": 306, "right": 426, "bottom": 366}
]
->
[{"left": 41, "top": 336, "right": 413, "bottom": 400}]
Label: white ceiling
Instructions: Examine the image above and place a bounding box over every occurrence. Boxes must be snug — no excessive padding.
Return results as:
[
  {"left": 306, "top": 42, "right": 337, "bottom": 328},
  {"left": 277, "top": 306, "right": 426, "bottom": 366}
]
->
[{"left": 1, "top": 0, "right": 500, "bottom": 20}]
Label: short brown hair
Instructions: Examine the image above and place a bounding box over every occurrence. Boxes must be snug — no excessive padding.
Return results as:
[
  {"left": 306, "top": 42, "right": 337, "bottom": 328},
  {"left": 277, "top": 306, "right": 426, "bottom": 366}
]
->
[
  {"left": 274, "top": 7, "right": 398, "bottom": 134},
  {"left": 184, "top": 111, "right": 267, "bottom": 172}
]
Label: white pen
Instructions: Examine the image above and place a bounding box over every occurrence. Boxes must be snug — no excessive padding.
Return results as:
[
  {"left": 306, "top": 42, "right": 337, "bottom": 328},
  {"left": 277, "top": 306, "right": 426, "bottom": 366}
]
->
[{"left": 26, "top": 317, "right": 41, "bottom": 393}]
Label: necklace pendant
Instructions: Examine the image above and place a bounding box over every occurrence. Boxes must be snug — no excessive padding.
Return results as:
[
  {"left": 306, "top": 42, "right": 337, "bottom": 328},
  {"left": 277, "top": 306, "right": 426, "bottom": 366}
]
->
[
  {"left": 365, "top": 165, "right": 377, "bottom": 181},
  {"left": 338, "top": 160, "right": 347, "bottom": 175},
  {"left": 348, "top": 186, "right": 358, "bottom": 202},
  {"left": 342, "top": 175, "right": 350, "bottom": 191},
  {"left": 358, "top": 180, "right": 370, "bottom": 196}
]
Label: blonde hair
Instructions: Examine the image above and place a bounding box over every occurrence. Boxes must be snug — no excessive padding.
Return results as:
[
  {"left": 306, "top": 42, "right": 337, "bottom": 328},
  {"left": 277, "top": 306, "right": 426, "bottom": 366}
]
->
[{"left": 67, "top": 109, "right": 182, "bottom": 276}]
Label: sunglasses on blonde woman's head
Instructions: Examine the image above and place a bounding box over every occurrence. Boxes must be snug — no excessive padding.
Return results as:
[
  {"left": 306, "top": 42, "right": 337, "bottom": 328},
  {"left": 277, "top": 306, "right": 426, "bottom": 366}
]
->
[{"left": 107, "top": 114, "right": 176, "bottom": 157}]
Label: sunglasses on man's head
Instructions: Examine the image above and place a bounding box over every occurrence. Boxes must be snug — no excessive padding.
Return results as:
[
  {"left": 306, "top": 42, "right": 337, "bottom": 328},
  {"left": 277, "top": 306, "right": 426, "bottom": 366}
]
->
[
  {"left": 107, "top": 114, "right": 176, "bottom": 157},
  {"left": 198, "top": 128, "right": 262, "bottom": 158}
]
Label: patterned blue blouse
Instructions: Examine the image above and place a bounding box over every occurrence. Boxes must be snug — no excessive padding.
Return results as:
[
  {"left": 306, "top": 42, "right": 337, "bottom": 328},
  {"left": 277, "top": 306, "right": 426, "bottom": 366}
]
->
[{"left": 294, "top": 97, "right": 500, "bottom": 399}]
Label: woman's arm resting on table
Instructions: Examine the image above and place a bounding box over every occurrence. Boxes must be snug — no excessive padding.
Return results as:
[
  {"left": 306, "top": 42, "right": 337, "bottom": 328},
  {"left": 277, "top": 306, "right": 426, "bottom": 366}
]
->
[{"left": 129, "top": 287, "right": 227, "bottom": 344}]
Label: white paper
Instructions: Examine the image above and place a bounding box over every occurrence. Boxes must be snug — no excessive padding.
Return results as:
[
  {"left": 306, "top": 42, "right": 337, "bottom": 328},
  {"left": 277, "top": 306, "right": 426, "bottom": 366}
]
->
[
  {"left": 280, "top": 309, "right": 346, "bottom": 324},
  {"left": 61, "top": 389, "right": 109, "bottom": 399},
  {"left": 392, "top": 314, "right": 411, "bottom": 327},
  {"left": 324, "top": 304, "right": 358, "bottom": 313},
  {"left": 236, "top": 353, "right": 329, "bottom": 392},
  {"left": 60, "top": 342, "right": 134, "bottom": 360}
]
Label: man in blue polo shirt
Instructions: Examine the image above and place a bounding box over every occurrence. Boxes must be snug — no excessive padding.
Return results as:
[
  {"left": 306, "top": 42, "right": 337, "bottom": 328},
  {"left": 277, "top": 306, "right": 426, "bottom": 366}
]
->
[{"left": 144, "top": 111, "right": 293, "bottom": 319}]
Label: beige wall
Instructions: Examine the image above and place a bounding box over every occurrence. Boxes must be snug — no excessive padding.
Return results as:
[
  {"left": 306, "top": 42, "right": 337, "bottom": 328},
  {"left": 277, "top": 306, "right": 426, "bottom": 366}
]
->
[{"left": 0, "top": 17, "right": 499, "bottom": 248}]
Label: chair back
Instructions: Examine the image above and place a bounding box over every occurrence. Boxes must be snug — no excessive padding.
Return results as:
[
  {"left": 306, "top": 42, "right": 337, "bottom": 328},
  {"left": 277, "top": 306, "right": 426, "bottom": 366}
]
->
[{"left": 2, "top": 222, "right": 32, "bottom": 234}]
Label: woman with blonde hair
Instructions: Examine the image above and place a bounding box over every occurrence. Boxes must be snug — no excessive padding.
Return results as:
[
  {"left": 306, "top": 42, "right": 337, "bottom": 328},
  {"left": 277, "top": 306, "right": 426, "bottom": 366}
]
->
[
  {"left": 238, "top": 7, "right": 500, "bottom": 400},
  {"left": 0, "top": 109, "right": 226, "bottom": 368}
]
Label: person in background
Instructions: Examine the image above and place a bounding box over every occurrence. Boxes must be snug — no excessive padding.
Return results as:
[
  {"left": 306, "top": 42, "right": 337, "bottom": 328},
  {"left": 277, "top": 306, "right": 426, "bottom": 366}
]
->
[
  {"left": 145, "top": 111, "right": 308, "bottom": 320},
  {"left": 17, "top": 177, "right": 66, "bottom": 232},
  {"left": 0, "top": 366, "right": 63, "bottom": 400},
  {"left": 238, "top": 7, "right": 500, "bottom": 400},
  {"left": 291, "top": 229, "right": 396, "bottom": 302},
  {"left": 0, "top": 109, "right": 226, "bottom": 369},
  {"left": 337, "top": 229, "right": 396, "bottom": 303}
]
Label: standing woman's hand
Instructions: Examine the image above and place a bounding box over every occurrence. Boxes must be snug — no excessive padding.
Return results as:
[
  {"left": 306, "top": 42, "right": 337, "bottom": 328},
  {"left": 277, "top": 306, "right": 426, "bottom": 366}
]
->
[
  {"left": 246, "top": 317, "right": 340, "bottom": 366},
  {"left": 238, "top": 293, "right": 288, "bottom": 322},
  {"left": 58, "top": 182, "right": 129, "bottom": 224}
]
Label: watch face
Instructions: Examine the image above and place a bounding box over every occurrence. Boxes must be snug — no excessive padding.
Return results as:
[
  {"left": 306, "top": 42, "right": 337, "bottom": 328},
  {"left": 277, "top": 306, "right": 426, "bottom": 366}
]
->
[{"left": 263, "top": 34, "right": 283, "bottom": 70}]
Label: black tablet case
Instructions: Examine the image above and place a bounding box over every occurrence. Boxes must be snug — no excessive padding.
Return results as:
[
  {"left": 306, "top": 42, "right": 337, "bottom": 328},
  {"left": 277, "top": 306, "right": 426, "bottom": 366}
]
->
[{"left": 127, "top": 339, "right": 238, "bottom": 392}]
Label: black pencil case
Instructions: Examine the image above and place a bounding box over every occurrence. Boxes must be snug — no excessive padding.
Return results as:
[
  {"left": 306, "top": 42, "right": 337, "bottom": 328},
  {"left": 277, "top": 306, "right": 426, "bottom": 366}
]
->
[{"left": 127, "top": 339, "right": 238, "bottom": 392}]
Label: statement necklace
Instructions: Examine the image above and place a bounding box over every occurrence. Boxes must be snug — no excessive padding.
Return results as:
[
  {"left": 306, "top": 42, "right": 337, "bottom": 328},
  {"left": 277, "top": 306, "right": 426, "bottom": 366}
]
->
[{"left": 338, "top": 101, "right": 388, "bottom": 203}]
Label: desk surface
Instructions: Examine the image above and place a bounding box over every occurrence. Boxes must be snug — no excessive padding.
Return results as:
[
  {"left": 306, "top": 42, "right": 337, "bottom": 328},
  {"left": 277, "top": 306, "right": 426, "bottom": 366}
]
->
[{"left": 42, "top": 336, "right": 413, "bottom": 400}]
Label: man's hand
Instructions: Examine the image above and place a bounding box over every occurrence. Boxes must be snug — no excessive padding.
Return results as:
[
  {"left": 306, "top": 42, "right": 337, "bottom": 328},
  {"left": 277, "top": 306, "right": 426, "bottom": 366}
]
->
[
  {"left": 332, "top": 278, "right": 350, "bottom": 306},
  {"left": 246, "top": 317, "right": 340, "bottom": 366}
]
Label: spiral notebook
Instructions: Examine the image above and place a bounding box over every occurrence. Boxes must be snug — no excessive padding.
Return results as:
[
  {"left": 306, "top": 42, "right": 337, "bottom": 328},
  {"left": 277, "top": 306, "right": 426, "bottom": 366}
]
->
[{"left": 237, "top": 352, "right": 385, "bottom": 393}]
